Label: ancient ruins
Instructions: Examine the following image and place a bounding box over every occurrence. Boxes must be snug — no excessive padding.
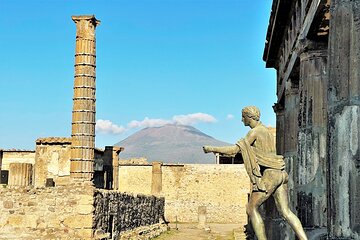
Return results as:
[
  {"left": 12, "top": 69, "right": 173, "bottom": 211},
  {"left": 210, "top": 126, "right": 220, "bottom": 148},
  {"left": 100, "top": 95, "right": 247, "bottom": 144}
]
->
[
  {"left": 0, "top": 15, "right": 250, "bottom": 239},
  {"left": 2, "top": 0, "right": 360, "bottom": 239},
  {"left": 0, "top": 16, "right": 168, "bottom": 239}
]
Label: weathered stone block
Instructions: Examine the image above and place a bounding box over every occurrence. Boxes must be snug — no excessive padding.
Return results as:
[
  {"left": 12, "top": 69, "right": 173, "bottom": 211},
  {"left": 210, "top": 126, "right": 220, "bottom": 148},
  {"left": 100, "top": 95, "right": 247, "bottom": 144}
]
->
[
  {"left": 77, "top": 204, "right": 94, "bottom": 215},
  {"left": 77, "top": 228, "right": 93, "bottom": 239},
  {"left": 7, "top": 214, "right": 38, "bottom": 228},
  {"left": 78, "top": 194, "right": 93, "bottom": 205},
  {"left": 3, "top": 201, "right": 13, "bottom": 209},
  {"left": 36, "top": 218, "right": 47, "bottom": 229},
  {"left": 55, "top": 176, "right": 71, "bottom": 186},
  {"left": 24, "top": 215, "right": 38, "bottom": 228},
  {"left": 63, "top": 215, "right": 92, "bottom": 229},
  {"left": 7, "top": 215, "right": 23, "bottom": 226},
  {"left": 27, "top": 201, "right": 37, "bottom": 207},
  {"left": 47, "top": 217, "right": 61, "bottom": 228}
]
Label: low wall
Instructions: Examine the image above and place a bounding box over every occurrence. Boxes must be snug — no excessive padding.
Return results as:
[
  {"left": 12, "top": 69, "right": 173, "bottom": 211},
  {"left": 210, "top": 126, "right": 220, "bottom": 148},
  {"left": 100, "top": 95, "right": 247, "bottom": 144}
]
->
[
  {"left": 119, "top": 164, "right": 250, "bottom": 224},
  {"left": 93, "top": 190, "right": 166, "bottom": 239},
  {"left": 0, "top": 181, "right": 94, "bottom": 239}
]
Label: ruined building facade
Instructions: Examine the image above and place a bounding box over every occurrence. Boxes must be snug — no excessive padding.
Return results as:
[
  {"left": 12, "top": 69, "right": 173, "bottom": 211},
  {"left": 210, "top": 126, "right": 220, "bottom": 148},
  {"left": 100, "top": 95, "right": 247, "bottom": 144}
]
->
[
  {"left": 0, "top": 15, "right": 167, "bottom": 239},
  {"left": 264, "top": 0, "right": 360, "bottom": 239}
]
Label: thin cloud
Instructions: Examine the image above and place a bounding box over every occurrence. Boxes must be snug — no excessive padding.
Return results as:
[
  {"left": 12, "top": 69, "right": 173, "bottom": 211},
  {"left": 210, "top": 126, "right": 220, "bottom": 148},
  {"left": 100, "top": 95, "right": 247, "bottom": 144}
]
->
[
  {"left": 127, "top": 117, "right": 172, "bottom": 129},
  {"left": 100, "top": 113, "right": 218, "bottom": 133},
  {"left": 96, "top": 119, "right": 126, "bottom": 135},
  {"left": 172, "top": 113, "right": 217, "bottom": 125},
  {"left": 227, "top": 114, "right": 234, "bottom": 120},
  {"left": 128, "top": 113, "right": 217, "bottom": 129}
]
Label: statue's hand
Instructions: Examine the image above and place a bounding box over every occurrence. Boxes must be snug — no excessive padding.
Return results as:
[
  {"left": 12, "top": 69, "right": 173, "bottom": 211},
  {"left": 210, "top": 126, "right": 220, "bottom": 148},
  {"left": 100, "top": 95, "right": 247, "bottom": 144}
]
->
[{"left": 203, "top": 146, "right": 212, "bottom": 153}]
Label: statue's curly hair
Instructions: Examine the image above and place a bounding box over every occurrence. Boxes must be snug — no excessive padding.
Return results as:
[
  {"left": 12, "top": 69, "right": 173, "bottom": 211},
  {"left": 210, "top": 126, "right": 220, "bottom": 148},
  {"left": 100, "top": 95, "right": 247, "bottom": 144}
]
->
[{"left": 242, "top": 106, "right": 260, "bottom": 121}]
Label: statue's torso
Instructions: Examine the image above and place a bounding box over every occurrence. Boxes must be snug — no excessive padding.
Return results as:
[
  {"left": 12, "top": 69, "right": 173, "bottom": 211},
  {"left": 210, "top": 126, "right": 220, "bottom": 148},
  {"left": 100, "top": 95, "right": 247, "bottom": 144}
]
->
[{"left": 248, "top": 123, "right": 276, "bottom": 153}]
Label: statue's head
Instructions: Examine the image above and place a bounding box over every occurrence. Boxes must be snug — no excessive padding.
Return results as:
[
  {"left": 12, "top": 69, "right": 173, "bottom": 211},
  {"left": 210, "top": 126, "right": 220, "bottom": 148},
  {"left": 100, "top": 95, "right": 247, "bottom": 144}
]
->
[{"left": 242, "top": 106, "right": 260, "bottom": 126}]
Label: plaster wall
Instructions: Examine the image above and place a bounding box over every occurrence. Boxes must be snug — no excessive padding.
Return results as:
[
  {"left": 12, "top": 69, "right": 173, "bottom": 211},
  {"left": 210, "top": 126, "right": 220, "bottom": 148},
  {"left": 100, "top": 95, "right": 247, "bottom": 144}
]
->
[{"left": 34, "top": 142, "right": 71, "bottom": 187}]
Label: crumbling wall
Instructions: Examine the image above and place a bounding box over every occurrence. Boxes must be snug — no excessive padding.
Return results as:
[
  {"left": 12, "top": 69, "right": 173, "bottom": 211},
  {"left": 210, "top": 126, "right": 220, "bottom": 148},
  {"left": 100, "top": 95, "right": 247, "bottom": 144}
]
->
[
  {"left": 34, "top": 138, "right": 72, "bottom": 187},
  {"left": 119, "top": 164, "right": 250, "bottom": 224},
  {"left": 0, "top": 181, "right": 94, "bottom": 239},
  {"left": 93, "top": 190, "right": 166, "bottom": 239},
  {"left": 0, "top": 151, "right": 35, "bottom": 171}
]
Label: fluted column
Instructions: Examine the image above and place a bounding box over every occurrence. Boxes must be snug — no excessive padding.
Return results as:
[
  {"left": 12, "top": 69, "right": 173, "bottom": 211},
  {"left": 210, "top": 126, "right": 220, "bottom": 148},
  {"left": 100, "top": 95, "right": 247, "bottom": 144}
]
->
[
  {"left": 70, "top": 15, "right": 100, "bottom": 180},
  {"left": 297, "top": 49, "right": 327, "bottom": 229},
  {"left": 8, "top": 163, "right": 33, "bottom": 187}
]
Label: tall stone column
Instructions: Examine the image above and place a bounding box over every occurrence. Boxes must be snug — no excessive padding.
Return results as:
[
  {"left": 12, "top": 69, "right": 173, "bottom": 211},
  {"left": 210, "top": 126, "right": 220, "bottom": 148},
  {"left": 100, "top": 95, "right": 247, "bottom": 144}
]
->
[
  {"left": 282, "top": 80, "right": 300, "bottom": 239},
  {"left": 297, "top": 49, "right": 328, "bottom": 231},
  {"left": 327, "top": 1, "right": 360, "bottom": 238},
  {"left": 284, "top": 80, "right": 300, "bottom": 207},
  {"left": 265, "top": 81, "right": 299, "bottom": 240},
  {"left": 70, "top": 15, "right": 100, "bottom": 180},
  {"left": 273, "top": 103, "right": 285, "bottom": 155}
]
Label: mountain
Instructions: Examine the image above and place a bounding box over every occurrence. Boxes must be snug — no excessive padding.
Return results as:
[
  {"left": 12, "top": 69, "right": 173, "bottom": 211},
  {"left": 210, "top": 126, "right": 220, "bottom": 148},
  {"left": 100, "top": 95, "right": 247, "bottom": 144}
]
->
[{"left": 114, "top": 124, "right": 232, "bottom": 164}]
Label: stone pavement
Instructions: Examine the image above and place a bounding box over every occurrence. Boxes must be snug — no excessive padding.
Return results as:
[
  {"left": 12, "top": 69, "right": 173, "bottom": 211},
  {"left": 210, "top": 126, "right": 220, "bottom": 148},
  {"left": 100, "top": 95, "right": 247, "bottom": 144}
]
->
[{"left": 154, "top": 223, "right": 246, "bottom": 240}]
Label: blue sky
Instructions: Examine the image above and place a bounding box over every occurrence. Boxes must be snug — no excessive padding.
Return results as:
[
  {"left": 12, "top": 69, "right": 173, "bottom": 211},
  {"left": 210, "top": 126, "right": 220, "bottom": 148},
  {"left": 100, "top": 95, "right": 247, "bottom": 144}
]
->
[{"left": 0, "top": 0, "right": 276, "bottom": 150}]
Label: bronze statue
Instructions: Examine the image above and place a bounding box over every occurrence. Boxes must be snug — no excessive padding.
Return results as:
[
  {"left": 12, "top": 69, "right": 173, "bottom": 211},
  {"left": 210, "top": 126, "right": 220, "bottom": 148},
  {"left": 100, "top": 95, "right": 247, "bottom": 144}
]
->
[{"left": 203, "top": 106, "right": 308, "bottom": 240}]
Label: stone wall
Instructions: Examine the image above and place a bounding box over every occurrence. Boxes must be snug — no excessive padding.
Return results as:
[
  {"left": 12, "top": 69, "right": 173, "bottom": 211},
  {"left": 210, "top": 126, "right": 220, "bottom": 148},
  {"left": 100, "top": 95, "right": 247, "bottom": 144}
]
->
[
  {"left": 118, "top": 164, "right": 250, "bottom": 224},
  {"left": 119, "top": 165, "right": 152, "bottom": 195},
  {"left": 327, "top": 1, "right": 360, "bottom": 238},
  {"left": 32, "top": 139, "right": 108, "bottom": 188},
  {"left": 93, "top": 190, "right": 166, "bottom": 239},
  {"left": 0, "top": 150, "right": 35, "bottom": 171},
  {"left": 34, "top": 138, "right": 72, "bottom": 187},
  {"left": 0, "top": 181, "right": 94, "bottom": 239}
]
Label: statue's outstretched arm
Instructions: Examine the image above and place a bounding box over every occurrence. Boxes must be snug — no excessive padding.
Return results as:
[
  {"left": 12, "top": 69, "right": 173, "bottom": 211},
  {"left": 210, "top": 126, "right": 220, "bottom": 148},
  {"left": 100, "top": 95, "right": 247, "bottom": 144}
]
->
[{"left": 203, "top": 145, "right": 240, "bottom": 155}]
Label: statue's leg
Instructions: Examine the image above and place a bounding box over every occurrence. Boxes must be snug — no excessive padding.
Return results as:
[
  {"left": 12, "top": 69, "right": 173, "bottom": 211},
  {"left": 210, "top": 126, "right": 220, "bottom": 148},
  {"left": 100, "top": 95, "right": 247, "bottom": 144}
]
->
[
  {"left": 247, "top": 191, "right": 269, "bottom": 240},
  {"left": 273, "top": 183, "right": 308, "bottom": 240},
  {"left": 247, "top": 169, "right": 284, "bottom": 240}
]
